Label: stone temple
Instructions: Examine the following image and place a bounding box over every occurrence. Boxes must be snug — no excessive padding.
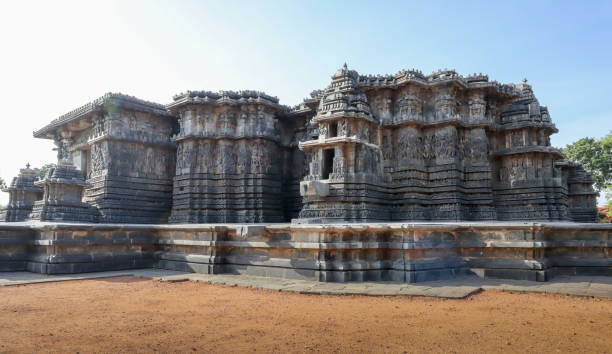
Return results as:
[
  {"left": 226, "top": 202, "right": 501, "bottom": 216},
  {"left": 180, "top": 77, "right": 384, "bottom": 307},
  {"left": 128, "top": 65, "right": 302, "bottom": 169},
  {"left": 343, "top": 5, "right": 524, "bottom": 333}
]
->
[{"left": 0, "top": 66, "right": 608, "bottom": 282}]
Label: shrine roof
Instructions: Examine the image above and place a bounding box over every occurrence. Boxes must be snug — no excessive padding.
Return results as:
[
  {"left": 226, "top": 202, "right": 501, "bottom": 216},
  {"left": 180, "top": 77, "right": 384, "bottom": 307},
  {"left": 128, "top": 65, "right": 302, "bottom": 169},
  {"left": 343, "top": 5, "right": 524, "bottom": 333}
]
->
[{"left": 34, "top": 93, "right": 172, "bottom": 139}]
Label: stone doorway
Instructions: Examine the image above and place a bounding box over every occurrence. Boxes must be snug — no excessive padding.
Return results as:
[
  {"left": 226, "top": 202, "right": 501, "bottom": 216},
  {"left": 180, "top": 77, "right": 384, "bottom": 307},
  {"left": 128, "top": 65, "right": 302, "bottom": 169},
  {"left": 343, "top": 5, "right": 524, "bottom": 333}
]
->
[{"left": 322, "top": 148, "right": 335, "bottom": 179}]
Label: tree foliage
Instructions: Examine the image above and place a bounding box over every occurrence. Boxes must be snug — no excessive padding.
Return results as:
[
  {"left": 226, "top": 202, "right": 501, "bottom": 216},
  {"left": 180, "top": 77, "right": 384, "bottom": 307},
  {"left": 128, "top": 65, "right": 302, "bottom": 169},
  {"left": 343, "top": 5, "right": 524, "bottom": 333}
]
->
[
  {"left": 33, "top": 163, "right": 55, "bottom": 180},
  {"left": 564, "top": 131, "right": 612, "bottom": 192}
]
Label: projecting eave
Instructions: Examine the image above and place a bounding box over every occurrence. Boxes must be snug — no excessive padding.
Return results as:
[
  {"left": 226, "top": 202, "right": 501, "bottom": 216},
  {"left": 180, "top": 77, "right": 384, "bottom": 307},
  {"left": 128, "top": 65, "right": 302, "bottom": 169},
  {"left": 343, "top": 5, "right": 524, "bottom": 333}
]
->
[
  {"left": 492, "top": 146, "right": 564, "bottom": 158},
  {"left": 298, "top": 136, "right": 377, "bottom": 151},
  {"left": 33, "top": 93, "right": 173, "bottom": 140},
  {"left": 313, "top": 111, "right": 378, "bottom": 124}
]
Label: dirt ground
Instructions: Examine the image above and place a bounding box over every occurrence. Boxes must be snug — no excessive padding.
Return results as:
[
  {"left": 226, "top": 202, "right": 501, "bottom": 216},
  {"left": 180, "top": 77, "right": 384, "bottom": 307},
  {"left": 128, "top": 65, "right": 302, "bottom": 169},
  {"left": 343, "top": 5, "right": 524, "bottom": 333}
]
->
[{"left": 0, "top": 277, "right": 611, "bottom": 353}]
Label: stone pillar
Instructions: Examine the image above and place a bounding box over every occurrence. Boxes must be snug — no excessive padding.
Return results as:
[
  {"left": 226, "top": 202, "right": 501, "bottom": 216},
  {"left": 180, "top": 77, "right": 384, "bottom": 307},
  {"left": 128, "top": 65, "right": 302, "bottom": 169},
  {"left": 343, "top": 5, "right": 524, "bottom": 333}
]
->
[{"left": 0, "top": 164, "right": 44, "bottom": 222}]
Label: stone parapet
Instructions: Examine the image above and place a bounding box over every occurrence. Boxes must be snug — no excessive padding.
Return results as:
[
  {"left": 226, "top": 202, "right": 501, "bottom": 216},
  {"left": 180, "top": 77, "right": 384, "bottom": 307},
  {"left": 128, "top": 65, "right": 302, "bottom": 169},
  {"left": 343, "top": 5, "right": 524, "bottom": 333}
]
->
[{"left": 0, "top": 222, "right": 609, "bottom": 282}]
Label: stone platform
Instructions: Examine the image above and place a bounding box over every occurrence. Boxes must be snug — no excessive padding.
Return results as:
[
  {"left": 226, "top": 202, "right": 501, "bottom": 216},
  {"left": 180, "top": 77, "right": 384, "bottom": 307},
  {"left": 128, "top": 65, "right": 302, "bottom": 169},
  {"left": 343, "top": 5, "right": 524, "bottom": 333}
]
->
[
  {"left": 1, "top": 271, "right": 610, "bottom": 298},
  {"left": 0, "top": 221, "right": 609, "bottom": 283}
]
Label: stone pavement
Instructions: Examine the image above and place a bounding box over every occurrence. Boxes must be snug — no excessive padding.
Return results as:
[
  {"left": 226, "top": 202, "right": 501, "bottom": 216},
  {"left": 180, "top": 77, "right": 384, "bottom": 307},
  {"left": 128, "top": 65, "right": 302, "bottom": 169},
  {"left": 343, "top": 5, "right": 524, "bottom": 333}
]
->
[
  {"left": 0, "top": 269, "right": 186, "bottom": 286},
  {"left": 1, "top": 269, "right": 610, "bottom": 299}
]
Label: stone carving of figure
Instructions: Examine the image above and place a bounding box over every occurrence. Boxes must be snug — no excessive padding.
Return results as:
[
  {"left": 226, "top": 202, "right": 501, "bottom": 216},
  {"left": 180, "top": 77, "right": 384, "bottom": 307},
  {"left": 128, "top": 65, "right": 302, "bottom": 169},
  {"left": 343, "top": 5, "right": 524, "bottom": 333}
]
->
[
  {"left": 319, "top": 124, "right": 328, "bottom": 139},
  {"left": 183, "top": 146, "right": 193, "bottom": 172},
  {"left": 91, "top": 144, "right": 102, "bottom": 172},
  {"left": 202, "top": 142, "right": 213, "bottom": 173},
  {"left": 237, "top": 143, "right": 251, "bottom": 174},
  {"left": 423, "top": 134, "right": 435, "bottom": 160},
  {"left": 435, "top": 94, "right": 456, "bottom": 121},
  {"left": 127, "top": 114, "right": 137, "bottom": 131},
  {"left": 382, "top": 133, "right": 393, "bottom": 161},
  {"left": 251, "top": 142, "right": 265, "bottom": 174},
  {"left": 225, "top": 146, "right": 237, "bottom": 174},
  {"left": 398, "top": 94, "right": 422, "bottom": 122},
  {"left": 499, "top": 167, "right": 509, "bottom": 181},
  {"left": 511, "top": 131, "right": 523, "bottom": 147},
  {"left": 338, "top": 119, "right": 348, "bottom": 137},
  {"left": 468, "top": 98, "right": 486, "bottom": 122},
  {"left": 176, "top": 144, "right": 184, "bottom": 171},
  {"left": 538, "top": 130, "right": 550, "bottom": 146},
  {"left": 470, "top": 130, "right": 488, "bottom": 162},
  {"left": 54, "top": 138, "right": 73, "bottom": 163},
  {"left": 93, "top": 118, "right": 104, "bottom": 137},
  {"left": 332, "top": 153, "right": 344, "bottom": 175}
]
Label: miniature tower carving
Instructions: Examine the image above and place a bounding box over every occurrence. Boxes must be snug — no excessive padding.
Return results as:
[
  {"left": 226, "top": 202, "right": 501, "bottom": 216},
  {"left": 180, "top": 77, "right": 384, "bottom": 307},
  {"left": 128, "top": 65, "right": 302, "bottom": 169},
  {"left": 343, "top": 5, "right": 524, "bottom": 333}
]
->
[
  {"left": 0, "top": 164, "right": 44, "bottom": 222},
  {"left": 299, "top": 64, "right": 388, "bottom": 222},
  {"left": 29, "top": 137, "right": 99, "bottom": 223}
]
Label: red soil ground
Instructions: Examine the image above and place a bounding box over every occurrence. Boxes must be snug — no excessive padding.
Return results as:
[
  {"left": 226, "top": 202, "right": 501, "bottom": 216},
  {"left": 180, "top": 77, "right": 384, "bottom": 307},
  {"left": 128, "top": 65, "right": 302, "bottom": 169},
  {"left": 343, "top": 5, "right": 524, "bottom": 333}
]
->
[{"left": 0, "top": 276, "right": 611, "bottom": 353}]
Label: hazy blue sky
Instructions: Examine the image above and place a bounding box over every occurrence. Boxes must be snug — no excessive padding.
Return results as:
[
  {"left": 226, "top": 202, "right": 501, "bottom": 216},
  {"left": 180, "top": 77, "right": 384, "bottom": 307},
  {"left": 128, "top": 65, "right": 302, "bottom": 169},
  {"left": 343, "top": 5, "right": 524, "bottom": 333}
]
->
[{"left": 0, "top": 0, "right": 610, "bottom": 205}]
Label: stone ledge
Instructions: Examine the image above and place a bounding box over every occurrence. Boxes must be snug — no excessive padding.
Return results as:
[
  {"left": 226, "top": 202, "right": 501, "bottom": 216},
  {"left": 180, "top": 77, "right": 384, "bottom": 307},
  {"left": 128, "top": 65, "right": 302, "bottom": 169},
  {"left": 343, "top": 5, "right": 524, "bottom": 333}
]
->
[{"left": 0, "top": 222, "right": 609, "bottom": 283}]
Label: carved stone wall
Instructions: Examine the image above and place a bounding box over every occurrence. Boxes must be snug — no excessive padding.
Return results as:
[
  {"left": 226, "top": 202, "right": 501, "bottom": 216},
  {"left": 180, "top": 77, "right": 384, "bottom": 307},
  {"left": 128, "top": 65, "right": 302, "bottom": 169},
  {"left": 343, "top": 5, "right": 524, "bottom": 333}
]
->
[
  {"left": 13, "top": 71, "right": 598, "bottom": 225},
  {"left": 168, "top": 91, "right": 309, "bottom": 223},
  {"left": 297, "top": 66, "right": 597, "bottom": 223},
  {"left": 82, "top": 107, "right": 177, "bottom": 223}
]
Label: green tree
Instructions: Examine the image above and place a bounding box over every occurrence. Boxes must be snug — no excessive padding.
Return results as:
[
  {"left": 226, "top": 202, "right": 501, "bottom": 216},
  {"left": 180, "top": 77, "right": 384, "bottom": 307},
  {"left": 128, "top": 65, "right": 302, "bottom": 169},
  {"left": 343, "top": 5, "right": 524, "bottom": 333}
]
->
[
  {"left": 33, "top": 163, "right": 55, "bottom": 180},
  {"left": 564, "top": 131, "right": 612, "bottom": 193}
]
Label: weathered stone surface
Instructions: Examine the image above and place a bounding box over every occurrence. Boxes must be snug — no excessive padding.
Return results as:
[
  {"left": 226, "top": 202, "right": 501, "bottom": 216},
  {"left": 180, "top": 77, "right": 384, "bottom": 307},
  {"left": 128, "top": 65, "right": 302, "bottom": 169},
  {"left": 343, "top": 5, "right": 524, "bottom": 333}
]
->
[
  {"left": 29, "top": 161, "right": 99, "bottom": 223},
  {"left": 0, "top": 66, "right": 599, "bottom": 224},
  {"left": 0, "top": 222, "right": 609, "bottom": 283},
  {"left": 166, "top": 90, "right": 309, "bottom": 223},
  {"left": 298, "top": 66, "right": 598, "bottom": 223},
  {"left": 0, "top": 164, "right": 43, "bottom": 222},
  {"left": 32, "top": 93, "right": 177, "bottom": 224}
]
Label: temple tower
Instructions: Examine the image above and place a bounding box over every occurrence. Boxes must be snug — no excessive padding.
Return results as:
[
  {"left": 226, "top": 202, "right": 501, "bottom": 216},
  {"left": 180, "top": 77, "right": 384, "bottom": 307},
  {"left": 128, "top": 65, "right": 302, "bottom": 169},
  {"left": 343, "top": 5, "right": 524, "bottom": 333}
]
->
[
  {"left": 0, "top": 164, "right": 43, "bottom": 222},
  {"left": 32, "top": 93, "right": 177, "bottom": 223},
  {"left": 564, "top": 162, "right": 599, "bottom": 222},
  {"left": 492, "top": 80, "right": 569, "bottom": 220},
  {"left": 298, "top": 64, "right": 389, "bottom": 222},
  {"left": 168, "top": 91, "right": 289, "bottom": 223},
  {"left": 29, "top": 146, "right": 99, "bottom": 223}
]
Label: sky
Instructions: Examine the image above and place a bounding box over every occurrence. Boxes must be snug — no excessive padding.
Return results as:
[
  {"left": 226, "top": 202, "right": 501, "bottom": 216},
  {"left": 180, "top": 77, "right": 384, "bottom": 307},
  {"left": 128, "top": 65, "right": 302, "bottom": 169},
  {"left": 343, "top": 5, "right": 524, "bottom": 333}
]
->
[{"left": 0, "top": 0, "right": 610, "bottom": 206}]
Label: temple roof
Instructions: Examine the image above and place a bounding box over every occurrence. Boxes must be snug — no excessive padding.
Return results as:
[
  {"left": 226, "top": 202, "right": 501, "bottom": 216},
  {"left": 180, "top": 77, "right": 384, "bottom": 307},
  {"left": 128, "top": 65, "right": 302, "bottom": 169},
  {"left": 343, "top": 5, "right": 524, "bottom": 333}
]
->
[
  {"left": 313, "top": 64, "right": 375, "bottom": 122},
  {"left": 34, "top": 93, "right": 172, "bottom": 139},
  {"left": 168, "top": 90, "right": 289, "bottom": 112}
]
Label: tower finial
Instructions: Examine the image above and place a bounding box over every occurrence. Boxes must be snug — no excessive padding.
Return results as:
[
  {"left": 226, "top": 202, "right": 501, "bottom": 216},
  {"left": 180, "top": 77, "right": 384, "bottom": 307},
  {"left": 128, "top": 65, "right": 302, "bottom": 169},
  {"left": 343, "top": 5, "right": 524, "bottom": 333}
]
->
[
  {"left": 26, "top": 163, "right": 30, "bottom": 169},
  {"left": 343, "top": 62, "right": 348, "bottom": 70},
  {"left": 522, "top": 77, "right": 528, "bottom": 84}
]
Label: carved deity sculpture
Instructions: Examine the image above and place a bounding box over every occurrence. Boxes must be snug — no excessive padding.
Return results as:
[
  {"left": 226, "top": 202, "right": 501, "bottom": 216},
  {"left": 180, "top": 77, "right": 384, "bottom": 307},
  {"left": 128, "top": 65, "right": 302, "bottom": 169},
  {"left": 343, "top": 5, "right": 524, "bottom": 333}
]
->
[
  {"left": 470, "top": 130, "right": 488, "bottom": 162},
  {"left": 468, "top": 98, "right": 486, "bottom": 122},
  {"left": 90, "top": 143, "right": 107, "bottom": 174},
  {"left": 53, "top": 137, "right": 73, "bottom": 163},
  {"left": 511, "top": 131, "right": 523, "bottom": 147},
  {"left": 434, "top": 94, "right": 457, "bottom": 121},
  {"left": 338, "top": 119, "right": 348, "bottom": 137},
  {"left": 319, "top": 124, "right": 328, "bottom": 139},
  {"left": 398, "top": 94, "right": 422, "bottom": 122},
  {"left": 538, "top": 130, "right": 550, "bottom": 146}
]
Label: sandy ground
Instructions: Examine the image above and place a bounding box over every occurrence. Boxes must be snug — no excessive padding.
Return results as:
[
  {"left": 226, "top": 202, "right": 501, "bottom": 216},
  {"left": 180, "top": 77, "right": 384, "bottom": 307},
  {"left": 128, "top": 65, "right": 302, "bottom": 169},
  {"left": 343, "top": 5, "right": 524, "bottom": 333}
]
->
[{"left": 0, "top": 276, "right": 611, "bottom": 353}]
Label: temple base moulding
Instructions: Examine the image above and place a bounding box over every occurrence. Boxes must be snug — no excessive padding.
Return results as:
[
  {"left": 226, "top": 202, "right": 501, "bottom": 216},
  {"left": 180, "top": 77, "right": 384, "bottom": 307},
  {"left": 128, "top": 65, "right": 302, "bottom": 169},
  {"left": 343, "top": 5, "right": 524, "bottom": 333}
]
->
[{"left": 0, "top": 221, "right": 609, "bottom": 283}]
